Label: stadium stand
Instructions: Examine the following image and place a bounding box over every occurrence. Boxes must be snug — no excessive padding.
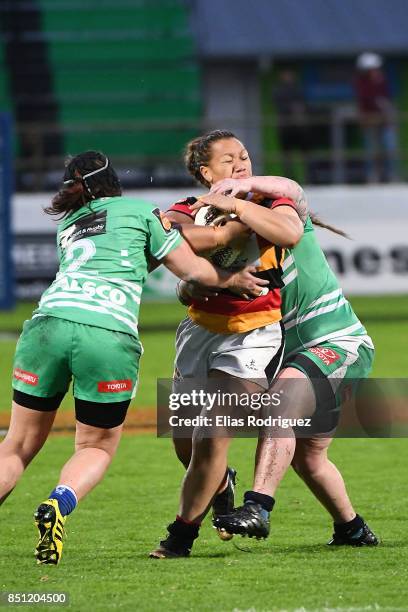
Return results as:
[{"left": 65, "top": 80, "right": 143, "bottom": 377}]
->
[{"left": 0, "top": 0, "right": 202, "bottom": 188}]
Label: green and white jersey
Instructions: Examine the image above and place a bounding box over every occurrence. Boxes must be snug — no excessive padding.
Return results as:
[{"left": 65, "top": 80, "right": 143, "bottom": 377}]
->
[
  {"left": 282, "top": 217, "right": 374, "bottom": 356},
  {"left": 34, "top": 196, "right": 182, "bottom": 338}
]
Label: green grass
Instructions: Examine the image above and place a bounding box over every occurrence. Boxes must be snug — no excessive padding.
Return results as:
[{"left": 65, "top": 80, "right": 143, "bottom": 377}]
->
[
  {"left": 1, "top": 295, "right": 406, "bottom": 333},
  {"left": 349, "top": 294, "right": 408, "bottom": 320},
  {"left": 0, "top": 436, "right": 407, "bottom": 611},
  {"left": 0, "top": 296, "right": 407, "bottom": 411},
  {"left": 0, "top": 300, "right": 187, "bottom": 333},
  {"left": 0, "top": 298, "right": 407, "bottom": 610}
]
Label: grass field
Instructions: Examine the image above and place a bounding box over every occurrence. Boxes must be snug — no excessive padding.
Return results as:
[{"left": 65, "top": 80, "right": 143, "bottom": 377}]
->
[
  {"left": 0, "top": 297, "right": 407, "bottom": 611},
  {"left": 0, "top": 436, "right": 407, "bottom": 611},
  {"left": 0, "top": 295, "right": 408, "bottom": 411}
]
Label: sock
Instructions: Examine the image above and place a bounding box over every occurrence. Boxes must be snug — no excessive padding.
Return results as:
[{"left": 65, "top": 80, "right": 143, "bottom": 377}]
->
[
  {"left": 166, "top": 517, "right": 200, "bottom": 551},
  {"left": 175, "top": 515, "right": 201, "bottom": 527},
  {"left": 334, "top": 514, "right": 364, "bottom": 536},
  {"left": 244, "top": 490, "right": 275, "bottom": 513},
  {"left": 49, "top": 485, "right": 78, "bottom": 517}
]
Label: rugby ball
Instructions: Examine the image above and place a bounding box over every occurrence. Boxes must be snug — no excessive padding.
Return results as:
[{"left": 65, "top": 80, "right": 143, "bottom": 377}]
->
[{"left": 194, "top": 205, "right": 243, "bottom": 269}]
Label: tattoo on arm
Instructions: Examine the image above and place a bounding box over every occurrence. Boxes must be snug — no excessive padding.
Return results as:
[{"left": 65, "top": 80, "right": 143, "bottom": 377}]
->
[{"left": 295, "top": 186, "right": 308, "bottom": 225}]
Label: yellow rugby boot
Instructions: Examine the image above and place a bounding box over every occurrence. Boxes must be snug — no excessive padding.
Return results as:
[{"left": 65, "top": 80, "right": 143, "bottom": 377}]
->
[{"left": 34, "top": 499, "right": 66, "bottom": 565}]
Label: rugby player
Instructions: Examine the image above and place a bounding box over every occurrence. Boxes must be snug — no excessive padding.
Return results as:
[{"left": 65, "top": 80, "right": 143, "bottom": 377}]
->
[
  {"left": 194, "top": 187, "right": 378, "bottom": 547},
  {"left": 150, "top": 131, "right": 306, "bottom": 558},
  {"left": 150, "top": 131, "right": 378, "bottom": 558},
  {"left": 0, "top": 150, "right": 266, "bottom": 565}
]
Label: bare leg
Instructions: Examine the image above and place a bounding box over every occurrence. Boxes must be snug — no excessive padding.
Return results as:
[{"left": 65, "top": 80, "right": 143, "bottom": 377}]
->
[
  {"left": 254, "top": 434, "right": 295, "bottom": 496},
  {"left": 291, "top": 436, "right": 355, "bottom": 523},
  {"left": 0, "top": 402, "right": 56, "bottom": 505},
  {"left": 178, "top": 371, "right": 263, "bottom": 523},
  {"left": 172, "top": 437, "right": 192, "bottom": 470},
  {"left": 57, "top": 421, "right": 123, "bottom": 501},
  {"left": 253, "top": 367, "right": 356, "bottom": 522},
  {"left": 173, "top": 435, "right": 233, "bottom": 500},
  {"left": 178, "top": 435, "right": 232, "bottom": 523},
  {"left": 253, "top": 367, "right": 315, "bottom": 496}
]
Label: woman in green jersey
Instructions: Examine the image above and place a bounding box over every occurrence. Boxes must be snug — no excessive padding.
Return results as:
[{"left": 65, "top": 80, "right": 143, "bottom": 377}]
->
[
  {"left": 0, "top": 150, "right": 266, "bottom": 565},
  {"left": 195, "top": 185, "right": 378, "bottom": 547},
  {"left": 151, "top": 131, "right": 377, "bottom": 558}
]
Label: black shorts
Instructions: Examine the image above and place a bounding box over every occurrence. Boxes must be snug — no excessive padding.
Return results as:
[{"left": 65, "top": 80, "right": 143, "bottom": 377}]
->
[{"left": 13, "top": 390, "right": 130, "bottom": 429}]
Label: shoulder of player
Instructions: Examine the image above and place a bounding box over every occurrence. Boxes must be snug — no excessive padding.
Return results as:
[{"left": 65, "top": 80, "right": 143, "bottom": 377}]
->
[
  {"left": 166, "top": 196, "right": 197, "bottom": 218},
  {"left": 288, "top": 216, "right": 316, "bottom": 254},
  {"left": 101, "top": 197, "right": 165, "bottom": 222},
  {"left": 103, "top": 195, "right": 152, "bottom": 212},
  {"left": 262, "top": 195, "right": 308, "bottom": 226},
  {"left": 56, "top": 201, "right": 101, "bottom": 231}
]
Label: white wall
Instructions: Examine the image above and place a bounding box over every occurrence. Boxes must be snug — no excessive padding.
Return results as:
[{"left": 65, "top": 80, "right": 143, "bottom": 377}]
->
[{"left": 12, "top": 184, "right": 408, "bottom": 297}]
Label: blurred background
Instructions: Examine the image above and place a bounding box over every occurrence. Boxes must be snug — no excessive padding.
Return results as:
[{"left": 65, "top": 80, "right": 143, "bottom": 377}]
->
[
  {"left": 1, "top": 0, "right": 408, "bottom": 304},
  {"left": 2, "top": 0, "right": 408, "bottom": 189},
  {"left": 0, "top": 0, "right": 407, "bottom": 411},
  {"left": 0, "top": 6, "right": 407, "bottom": 602}
]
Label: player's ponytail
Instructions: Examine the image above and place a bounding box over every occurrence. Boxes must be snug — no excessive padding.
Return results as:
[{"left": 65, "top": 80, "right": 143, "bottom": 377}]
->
[
  {"left": 184, "top": 130, "right": 236, "bottom": 187},
  {"left": 309, "top": 213, "right": 349, "bottom": 238},
  {"left": 45, "top": 150, "right": 122, "bottom": 218}
]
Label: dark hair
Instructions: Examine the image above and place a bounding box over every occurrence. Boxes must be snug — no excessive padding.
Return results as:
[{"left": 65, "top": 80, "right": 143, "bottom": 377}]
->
[
  {"left": 184, "top": 129, "right": 237, "bottom": 187},
  {"left": 184, "top": 131, "right": 347, "bottom": 237},
  {"left": 45, "top": 150, "right": 122, "bottom": 218}
]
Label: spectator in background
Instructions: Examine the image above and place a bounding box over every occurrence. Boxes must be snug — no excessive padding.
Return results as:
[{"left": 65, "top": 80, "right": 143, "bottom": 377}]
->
[
  {"left": 272, "top": 69, "right": 310, "bottom": 182},
  {"left": 354, "top": 52, "right": 399, "bottom": 183}
]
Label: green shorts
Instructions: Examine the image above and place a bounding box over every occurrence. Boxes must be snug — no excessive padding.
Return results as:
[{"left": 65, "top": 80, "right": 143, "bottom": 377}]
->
[
  {"left": 284, "top": 335, "right": 374, "bottom": 433},
  {"left": 12, "top": 316, "right": 142, "bottom": 427}
]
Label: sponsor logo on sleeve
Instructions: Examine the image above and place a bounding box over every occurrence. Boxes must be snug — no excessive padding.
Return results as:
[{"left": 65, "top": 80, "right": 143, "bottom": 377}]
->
[
  {"left": 97, "top": 379, "right": 132, "bottom": 393},
  {"left": 13, "top": 368, "right": 39, "bottom": 386},
  {"left": 308, "top": 347, "right": 341, "bottom": 366},
  {"left": 152, "top": 208, "right": 173, "bottom": 232}
]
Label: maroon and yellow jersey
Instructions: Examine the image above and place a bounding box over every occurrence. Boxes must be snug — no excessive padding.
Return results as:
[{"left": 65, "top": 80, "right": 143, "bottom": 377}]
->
[{"left": 168, "top": 195, "right": 296, "bottom": 334}]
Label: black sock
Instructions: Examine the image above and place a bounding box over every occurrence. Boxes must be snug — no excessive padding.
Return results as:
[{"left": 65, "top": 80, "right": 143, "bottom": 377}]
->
[
  {"left": 166, "top": 517, "right": 200, "bottom": 549},
  {"left": 334, "top": 514, "right": 364, "bottom": 536},
  {"left": 244, "top": 490, "right": 275, "bottom": 513}
]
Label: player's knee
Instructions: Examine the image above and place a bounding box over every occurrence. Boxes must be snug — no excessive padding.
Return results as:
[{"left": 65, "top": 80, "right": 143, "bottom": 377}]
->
[
  {"left": 75, "top": 438, "right": 118, "bottom": 459},
  {"left": 292, "top": 449, "right": 326, "bottom": 478},
  {"left": 75, "top": 421, "right": 122, "bottom": 456}
]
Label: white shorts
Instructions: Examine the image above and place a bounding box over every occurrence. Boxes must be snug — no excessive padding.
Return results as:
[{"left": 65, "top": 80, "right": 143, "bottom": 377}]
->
[{"left": 174, "top": 318, "right": 284, "bottom": 390}]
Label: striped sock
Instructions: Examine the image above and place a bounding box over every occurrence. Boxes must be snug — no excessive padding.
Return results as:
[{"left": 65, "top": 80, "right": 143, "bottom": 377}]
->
[{"left": 49, "top": 485, "right": 78, "bottom": 516}]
